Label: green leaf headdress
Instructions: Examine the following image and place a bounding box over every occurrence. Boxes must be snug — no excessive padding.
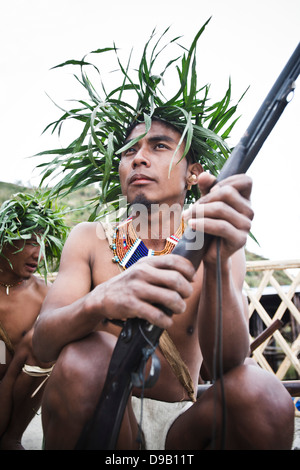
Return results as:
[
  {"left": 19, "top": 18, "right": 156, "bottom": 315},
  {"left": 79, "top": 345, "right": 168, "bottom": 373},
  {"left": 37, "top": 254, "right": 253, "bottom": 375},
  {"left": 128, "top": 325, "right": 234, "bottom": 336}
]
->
[
  {"left": 0, "top": 192, "right": 69, "bottom": 278},
  {"left": 36, "top": 18, "right": 245, "bottom": 219}
]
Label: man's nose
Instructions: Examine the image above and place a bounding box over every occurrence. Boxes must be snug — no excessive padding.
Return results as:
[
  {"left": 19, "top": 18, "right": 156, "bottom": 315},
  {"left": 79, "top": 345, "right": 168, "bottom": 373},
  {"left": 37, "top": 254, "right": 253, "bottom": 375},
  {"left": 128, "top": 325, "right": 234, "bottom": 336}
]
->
[
  {"left": 132, "top": 148, "right": 150, "bottom": 168},
  {"left": 33, "top": 246, "right": 43, "bottom": 261}
]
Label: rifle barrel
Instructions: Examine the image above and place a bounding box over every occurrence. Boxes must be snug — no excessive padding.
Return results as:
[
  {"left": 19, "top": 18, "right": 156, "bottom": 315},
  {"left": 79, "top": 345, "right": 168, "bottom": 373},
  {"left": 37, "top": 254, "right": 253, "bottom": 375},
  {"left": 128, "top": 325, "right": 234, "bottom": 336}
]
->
[
  {"left": 219, "top": 42, "right": 300, "bottom": 180},
  {"left": 173, "top": 42, "right": 300, "bottom": 269}
]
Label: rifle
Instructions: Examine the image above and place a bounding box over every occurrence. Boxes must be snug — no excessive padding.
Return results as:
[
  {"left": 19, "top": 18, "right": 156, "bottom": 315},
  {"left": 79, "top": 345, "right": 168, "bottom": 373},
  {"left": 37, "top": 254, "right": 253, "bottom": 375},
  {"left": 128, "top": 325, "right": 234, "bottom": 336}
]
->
[{"left": 75, "top": 43, "right": 300, "bottom": 450}]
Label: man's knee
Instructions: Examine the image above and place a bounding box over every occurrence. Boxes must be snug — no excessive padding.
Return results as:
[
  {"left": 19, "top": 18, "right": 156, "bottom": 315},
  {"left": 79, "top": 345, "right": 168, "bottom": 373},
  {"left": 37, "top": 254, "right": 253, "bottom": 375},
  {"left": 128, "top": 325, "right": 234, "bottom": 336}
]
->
[
  {"left": 50, "top": 331, "right": 117, "bottom": 394},
  {"left": 225, "top": 364, "right": 292, "bottom": 410},
  {"left": 223, "top": 364, "right": 294, "bottom": 448}
]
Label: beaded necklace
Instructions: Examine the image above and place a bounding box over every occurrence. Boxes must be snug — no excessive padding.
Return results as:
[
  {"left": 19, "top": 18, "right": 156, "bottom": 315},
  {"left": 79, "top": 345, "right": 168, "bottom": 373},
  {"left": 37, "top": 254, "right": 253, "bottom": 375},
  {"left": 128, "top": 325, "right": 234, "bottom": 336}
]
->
[
  {"left": 111, "top": 217, "right": 184, "bottom": 270},
  {"left": 0, "top": 280, "right": 24, "bottom": 296}
]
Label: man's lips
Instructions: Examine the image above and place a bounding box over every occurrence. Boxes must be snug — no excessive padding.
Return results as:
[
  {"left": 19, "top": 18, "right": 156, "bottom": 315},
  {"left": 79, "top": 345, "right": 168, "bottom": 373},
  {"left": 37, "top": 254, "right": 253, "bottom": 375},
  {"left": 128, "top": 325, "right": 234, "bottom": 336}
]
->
[
  {"left": 25, "top": 263, "right": 38, "bottom": 272},
  {"left": 129, "top": 174, "right": 155, "bottom": 185}
]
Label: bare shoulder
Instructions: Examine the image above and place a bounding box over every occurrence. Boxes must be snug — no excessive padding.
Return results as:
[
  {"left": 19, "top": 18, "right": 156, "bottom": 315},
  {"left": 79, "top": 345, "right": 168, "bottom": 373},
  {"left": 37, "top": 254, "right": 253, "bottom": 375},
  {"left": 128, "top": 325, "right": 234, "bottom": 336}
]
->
[
  {"left": 58, "top": 222, "right": 106, "bottom": 264},
  {"left": 63, "top": 221, "right": 107, "bottom": 248},
  {"left": 31, "top": 275, "right": 50, "bottom": 296},
  {"left": 42, "top": 221, "right": 115, "bottom": 304},
  {"left": 66, "top": 221, "right": 100, "bottom": 239},
  {"left": 25, "top": 274, "right": 51, "bottom": 298}
]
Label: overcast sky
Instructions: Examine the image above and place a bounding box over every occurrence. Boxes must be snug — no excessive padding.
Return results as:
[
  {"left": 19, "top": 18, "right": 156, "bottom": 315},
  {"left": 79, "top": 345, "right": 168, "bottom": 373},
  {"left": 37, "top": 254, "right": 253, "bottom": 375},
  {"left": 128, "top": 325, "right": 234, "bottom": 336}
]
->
[{"left": 0, "top": 0, "right": 299, "bottom": 261}]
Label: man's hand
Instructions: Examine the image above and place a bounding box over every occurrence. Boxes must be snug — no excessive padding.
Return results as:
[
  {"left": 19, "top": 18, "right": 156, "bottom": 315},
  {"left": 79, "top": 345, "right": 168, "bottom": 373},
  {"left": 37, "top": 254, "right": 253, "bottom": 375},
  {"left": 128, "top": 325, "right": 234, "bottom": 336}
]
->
[
  {"left": 183, "top": 172, "right": 254, "bottom": 263},
  {"left": 89, "top": 255, "right": 196, "bottom": 329}
]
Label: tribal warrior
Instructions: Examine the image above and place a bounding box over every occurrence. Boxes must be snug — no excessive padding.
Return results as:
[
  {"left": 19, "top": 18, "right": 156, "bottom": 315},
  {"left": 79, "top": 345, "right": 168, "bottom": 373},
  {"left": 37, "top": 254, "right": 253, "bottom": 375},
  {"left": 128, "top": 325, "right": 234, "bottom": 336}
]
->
[
  {"left": 0, "top": 193, "right": 68, "bottom": 449},
  {"left": 33, "top": 22, "right": 294, "bottom": 449}
]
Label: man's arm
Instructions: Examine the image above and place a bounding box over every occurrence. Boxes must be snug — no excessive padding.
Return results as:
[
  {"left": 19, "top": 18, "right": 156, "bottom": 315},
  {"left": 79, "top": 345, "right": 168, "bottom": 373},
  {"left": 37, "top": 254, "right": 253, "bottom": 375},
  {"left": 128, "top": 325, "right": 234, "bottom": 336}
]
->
[
  {"left": 33, "top": 222, "right": 100, "bottom": 362},
  {"left": 198, "top": 249, "right": 250, "bottom": 379},
  {"left": 33, "top": 222, "right": 195, "bottom": 363},
  {"left": 183, "top": 172, "right": 253, "bottom": 378}
]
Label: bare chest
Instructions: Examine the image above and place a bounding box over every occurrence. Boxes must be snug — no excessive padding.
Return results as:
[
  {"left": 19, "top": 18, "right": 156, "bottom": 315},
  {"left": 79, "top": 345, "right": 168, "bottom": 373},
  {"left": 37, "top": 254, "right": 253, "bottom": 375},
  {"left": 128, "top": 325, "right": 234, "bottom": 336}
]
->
[
  {"left": 90, "top": 234, "right": 203, "bottom": 386},
  {"left": 0, "top": 288, "right": 44, "bottom": 347}
]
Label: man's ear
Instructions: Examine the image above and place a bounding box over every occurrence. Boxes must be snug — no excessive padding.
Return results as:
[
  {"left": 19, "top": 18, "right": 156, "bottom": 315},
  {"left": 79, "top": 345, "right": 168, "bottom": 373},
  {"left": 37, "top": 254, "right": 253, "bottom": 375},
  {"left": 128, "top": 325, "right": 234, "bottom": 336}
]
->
[{"left": 186, "top": 163, "right": 203, "bottom": 189}]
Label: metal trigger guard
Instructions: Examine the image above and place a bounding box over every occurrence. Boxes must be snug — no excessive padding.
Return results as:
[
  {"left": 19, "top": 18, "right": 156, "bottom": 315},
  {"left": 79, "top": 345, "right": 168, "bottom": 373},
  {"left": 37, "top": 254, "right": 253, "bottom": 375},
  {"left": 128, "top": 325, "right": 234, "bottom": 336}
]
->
[{"left": 131, "top": 352, "right": 161, "bottom": 389}]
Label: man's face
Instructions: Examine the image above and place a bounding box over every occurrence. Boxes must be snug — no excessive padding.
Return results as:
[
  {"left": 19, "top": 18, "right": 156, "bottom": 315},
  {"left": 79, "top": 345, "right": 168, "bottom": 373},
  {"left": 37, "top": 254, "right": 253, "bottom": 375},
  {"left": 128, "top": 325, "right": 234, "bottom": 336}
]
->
[
  {"left": 119, "top": 120, "right": 189, "bottom": 208},
  {"left": 0, "top": 236, "right": 42, "bottom": 280}
]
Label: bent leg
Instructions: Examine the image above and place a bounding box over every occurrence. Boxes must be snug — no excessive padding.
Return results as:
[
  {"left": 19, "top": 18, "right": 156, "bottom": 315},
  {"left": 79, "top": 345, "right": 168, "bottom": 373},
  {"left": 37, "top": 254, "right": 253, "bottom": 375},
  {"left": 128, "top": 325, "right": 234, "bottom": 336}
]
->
[
  {"left": 166, "top": 364, "right": 294, "bottom": 450},
  {"left": 0, "top": 329, "right": 52, "bottom": 450},
  {"left": 42, "top": 331, "right": 140, "bottom": 450}
]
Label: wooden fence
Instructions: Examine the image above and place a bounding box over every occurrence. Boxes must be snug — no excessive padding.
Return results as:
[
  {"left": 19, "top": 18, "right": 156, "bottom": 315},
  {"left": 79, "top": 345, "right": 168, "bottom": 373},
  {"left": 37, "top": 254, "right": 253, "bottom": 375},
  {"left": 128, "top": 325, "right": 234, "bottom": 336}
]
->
[
  {"left": 244, "top": 259, "right": 300, "bottom": 377},
  {"left": 244, "top": 259, "right": 300, "bottom": 416}
]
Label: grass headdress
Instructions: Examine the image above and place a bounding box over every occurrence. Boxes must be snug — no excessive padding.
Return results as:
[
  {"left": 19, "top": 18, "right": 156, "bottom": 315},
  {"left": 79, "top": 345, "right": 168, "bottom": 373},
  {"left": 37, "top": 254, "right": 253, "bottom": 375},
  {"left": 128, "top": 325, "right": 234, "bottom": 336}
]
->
[
  {"left": 37, "top": 18, "right": 245, "bottom": 219},
  {"left": 0, "top": 192, "right": 69, "bottom": 277}
]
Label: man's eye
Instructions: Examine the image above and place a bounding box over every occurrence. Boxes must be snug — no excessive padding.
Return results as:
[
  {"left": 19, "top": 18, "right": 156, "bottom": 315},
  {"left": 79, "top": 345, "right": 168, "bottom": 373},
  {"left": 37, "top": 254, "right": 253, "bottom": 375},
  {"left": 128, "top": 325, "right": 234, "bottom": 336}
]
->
[
  {"left": 155, "top": 143, "right": 167, "bottom": 149},
  {"left": 122, "top": 147, "right": 135, "bottom": 157}
]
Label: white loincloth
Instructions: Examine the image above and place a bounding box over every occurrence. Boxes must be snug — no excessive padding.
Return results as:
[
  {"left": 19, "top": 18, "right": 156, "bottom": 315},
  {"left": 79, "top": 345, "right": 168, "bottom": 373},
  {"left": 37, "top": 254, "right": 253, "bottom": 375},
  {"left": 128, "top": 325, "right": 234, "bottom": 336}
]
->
[{"left": 132, "top": 396, "right": 193, "bottom": 450}]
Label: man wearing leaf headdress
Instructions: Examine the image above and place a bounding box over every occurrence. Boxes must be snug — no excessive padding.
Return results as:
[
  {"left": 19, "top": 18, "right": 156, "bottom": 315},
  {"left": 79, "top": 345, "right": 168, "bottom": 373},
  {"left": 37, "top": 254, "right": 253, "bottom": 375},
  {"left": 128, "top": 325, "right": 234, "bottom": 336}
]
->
[
  {"left": 33, "top": 21, "right": 294, "bottom": 449},
  {"left": 0, "top": 193, "right": 68, "bottom": 449}
]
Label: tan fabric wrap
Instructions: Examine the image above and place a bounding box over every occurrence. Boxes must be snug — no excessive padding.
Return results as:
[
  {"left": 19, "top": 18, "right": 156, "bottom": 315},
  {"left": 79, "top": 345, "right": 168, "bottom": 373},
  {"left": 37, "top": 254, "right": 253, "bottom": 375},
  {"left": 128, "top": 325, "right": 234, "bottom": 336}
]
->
[
  {"left": 22, "top": 364, "right": 54, "bottom": 376},
  {"left": 159, "top": 331, "right": 195, "bottom": 402},
  {"left": 22, "top": 364, "right": 54, "bottom": 398},
  {"left": 0, "top": 321, "right": 14, "bottom": 356}
]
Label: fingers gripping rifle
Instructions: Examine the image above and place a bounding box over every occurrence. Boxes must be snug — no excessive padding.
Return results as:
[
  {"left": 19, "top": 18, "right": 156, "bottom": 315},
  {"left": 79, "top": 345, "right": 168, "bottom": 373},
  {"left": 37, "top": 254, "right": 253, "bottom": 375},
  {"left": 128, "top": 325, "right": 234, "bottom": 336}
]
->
[{"left": 75, "top": 43, "right": 300, "bottom": 450}]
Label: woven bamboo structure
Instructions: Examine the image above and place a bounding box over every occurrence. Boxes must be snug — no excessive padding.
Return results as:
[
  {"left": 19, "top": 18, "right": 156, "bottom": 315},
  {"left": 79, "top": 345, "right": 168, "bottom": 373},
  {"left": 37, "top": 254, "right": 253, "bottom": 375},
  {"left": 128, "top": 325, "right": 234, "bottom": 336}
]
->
[
  {"left": 244, "top": 259, "right": 300, "bottom": 416},
  {"left": 244, "top": 260, "right": 300, "bottom": 378}
]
